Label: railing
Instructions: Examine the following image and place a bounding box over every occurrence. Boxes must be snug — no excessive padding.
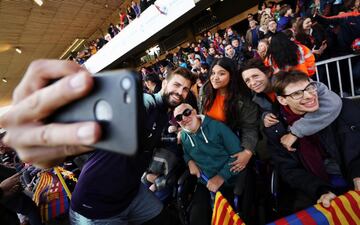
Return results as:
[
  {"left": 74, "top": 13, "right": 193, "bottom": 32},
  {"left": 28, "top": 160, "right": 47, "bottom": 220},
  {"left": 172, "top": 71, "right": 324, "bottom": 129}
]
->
[{"left": 315, "top": 54, "right": 360, "bottom": 98}]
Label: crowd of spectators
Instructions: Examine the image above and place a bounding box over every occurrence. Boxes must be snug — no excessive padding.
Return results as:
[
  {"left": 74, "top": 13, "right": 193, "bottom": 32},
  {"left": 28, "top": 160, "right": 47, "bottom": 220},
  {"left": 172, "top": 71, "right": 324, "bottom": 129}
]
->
[
  {"left": 141, "top": 0, "right": 360, "bottom": 95},
  {"left": 137, "top": 0, "right": 360, "bottom": 222},
  {"left": 70, "top": 0, "right": 156, "bottom": 65},
  {"left": 1, "top": 0, "right": 360, "bottom": 225},
  {"left": 0, "top": 132, "right": 81, "bottom": 225}
]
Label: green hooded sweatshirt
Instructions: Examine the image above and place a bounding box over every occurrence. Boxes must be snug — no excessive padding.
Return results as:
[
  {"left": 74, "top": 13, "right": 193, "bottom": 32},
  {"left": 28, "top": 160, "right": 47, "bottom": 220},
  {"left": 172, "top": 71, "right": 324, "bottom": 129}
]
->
[{"left": 181, "top": 115, "right": 242, "bottom": 185}]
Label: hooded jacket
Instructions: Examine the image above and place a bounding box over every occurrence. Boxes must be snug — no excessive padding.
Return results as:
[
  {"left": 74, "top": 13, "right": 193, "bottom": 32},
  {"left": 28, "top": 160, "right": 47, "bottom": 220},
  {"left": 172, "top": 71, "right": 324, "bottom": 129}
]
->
[{"left": 181, "top": 116, "right": 242, "bottom": 184}]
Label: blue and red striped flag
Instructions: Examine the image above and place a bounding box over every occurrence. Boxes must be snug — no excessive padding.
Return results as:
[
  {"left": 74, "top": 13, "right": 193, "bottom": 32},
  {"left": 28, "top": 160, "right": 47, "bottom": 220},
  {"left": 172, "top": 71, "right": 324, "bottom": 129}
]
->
[
  {"left": 267, "top": 191, "right": 360, "bottom": 225},
  {"left": 32, "top": 168, "right": 72, "bottom": 222},
  {"left": 39, "top": 179, "right": 70, "bottom": 222},
  {"left": 212, "top": 191, "right": 245, "bottom": 225}
]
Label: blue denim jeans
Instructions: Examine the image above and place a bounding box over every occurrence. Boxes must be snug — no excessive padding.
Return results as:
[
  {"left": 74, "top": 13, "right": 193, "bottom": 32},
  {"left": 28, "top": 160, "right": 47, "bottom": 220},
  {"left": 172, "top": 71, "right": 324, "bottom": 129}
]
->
[{"left": 69, "top": 184, "right": 163, "bottom": 225}]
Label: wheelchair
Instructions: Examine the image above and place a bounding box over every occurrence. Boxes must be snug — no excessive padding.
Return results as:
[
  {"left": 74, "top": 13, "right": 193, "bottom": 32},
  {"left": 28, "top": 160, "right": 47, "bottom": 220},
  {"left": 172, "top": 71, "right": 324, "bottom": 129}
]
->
[
  {"left": 175, "top": 161, "right": 257, "bottom": 225},
  {"left": 141, "top": 147, "right": 186, "bottom": 203}
]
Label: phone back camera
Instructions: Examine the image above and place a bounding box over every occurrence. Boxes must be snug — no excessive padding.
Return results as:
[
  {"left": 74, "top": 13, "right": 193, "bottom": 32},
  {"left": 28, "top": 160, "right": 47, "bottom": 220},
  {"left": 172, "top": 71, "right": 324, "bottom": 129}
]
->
[
  {"left": 121, "top": 77, "right": 132, "bottom": 90},
  {"left": 94, "top": 100, "right": 113, "bottom": 121}
]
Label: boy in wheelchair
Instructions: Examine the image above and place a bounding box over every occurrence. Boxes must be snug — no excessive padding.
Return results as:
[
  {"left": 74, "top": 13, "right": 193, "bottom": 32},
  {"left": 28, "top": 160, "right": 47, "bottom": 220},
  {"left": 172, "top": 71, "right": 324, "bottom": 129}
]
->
[{"left": 173, "top": 103, "right": 246, "bottom": 225}]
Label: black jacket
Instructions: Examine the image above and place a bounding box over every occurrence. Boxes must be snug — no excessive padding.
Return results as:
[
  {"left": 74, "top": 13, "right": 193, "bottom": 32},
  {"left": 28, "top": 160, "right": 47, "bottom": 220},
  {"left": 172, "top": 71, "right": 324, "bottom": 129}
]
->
[{"left": 264, "top": 98, "right": 360, "bottom": 200}]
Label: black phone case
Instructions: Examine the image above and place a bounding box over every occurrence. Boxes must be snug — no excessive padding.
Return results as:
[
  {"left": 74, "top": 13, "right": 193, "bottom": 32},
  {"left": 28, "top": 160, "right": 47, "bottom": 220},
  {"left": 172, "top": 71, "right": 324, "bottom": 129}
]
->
[{"left": 48, "top": 69, "right": 144, "bottom": 155}]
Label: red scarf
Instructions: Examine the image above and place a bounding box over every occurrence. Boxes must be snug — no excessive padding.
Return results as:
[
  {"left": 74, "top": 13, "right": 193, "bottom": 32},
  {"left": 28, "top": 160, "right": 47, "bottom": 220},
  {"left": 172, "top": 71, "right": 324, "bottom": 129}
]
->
[{"left": 282, "top": 106, "right": 329, "bottom": 182}]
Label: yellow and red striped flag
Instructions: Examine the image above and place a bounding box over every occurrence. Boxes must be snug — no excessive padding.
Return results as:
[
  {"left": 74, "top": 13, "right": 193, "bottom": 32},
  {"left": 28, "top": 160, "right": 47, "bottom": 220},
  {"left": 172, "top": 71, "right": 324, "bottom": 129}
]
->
[
  {"left": 212, "top": 191, "right": 246, "bottom": 225},
  {"left": 33, "top": 171, "right": 53, "bottom": 205}
]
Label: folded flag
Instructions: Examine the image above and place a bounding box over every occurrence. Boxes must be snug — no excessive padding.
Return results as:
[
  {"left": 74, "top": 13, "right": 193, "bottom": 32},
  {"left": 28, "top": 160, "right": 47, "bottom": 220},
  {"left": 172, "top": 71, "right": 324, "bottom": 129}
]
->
[
  {"left": 212, "top": 191, "right": 245, "bottom": 225},
  {"left": 267, "top": 190, "right": 360, "bottom": 225}
]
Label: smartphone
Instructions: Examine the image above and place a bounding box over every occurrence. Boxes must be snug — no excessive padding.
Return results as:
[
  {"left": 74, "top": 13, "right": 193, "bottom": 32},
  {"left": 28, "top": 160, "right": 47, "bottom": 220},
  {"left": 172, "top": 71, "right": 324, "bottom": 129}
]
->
[{"left": 48, "top": 69, "right": 144, "bottom": 156}]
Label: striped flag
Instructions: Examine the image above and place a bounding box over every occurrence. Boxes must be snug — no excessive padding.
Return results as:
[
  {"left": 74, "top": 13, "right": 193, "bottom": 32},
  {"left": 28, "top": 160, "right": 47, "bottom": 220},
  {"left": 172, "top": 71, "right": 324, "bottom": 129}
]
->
[
  {"left": 32, "top": 168, "right": 73, "bottom": 222},
  {"left": 33, "top": 171, "right": 53, "bottom": 205},
  {"left": 39, "top": 178, "right": 70, "bottom": 222},
  {"left": 212, "top": 192, "right": 245, "bottom": 225},
  {"left": 267, "top": 191, "right": 360, "bottom": 225}
]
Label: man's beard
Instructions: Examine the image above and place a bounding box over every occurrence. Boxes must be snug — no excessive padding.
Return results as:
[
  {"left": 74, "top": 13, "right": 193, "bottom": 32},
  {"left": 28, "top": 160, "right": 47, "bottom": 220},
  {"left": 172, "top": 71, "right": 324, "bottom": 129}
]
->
[
  {"left": 163, "top": 91, "right": 184, "bottom": 108},
  {"left": 226, "top": 51, "right": 235, "bottom": 59}
]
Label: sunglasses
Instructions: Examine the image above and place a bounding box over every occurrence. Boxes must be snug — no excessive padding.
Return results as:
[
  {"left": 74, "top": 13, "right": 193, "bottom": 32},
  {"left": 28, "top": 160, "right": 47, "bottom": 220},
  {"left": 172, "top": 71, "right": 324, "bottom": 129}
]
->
[{"left": 175, "top": 108, "right": 192, "bottom": 122}]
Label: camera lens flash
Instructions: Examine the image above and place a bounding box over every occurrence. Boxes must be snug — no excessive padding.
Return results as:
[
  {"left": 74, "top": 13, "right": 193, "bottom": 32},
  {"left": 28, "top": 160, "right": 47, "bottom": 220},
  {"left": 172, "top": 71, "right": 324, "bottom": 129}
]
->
[
  {"left": 95, "top": 100, "right": 113, "bottom": 121},
  {"left": 124, "top": 92, "right": 132, "bottom": 104}
]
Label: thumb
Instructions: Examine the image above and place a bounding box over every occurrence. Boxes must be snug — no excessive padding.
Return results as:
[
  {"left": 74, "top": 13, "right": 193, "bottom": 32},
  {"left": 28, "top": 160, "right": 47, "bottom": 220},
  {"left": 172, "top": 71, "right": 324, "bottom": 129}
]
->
[{"left": 287, "top": 146, "right": 296, "bottom": 151}]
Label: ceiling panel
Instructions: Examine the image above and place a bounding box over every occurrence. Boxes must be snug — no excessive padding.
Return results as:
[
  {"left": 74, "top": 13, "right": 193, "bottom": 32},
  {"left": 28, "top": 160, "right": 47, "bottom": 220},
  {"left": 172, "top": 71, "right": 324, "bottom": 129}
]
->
[{"left": 0, "top": 0, "right": 127, "bottom": 107}]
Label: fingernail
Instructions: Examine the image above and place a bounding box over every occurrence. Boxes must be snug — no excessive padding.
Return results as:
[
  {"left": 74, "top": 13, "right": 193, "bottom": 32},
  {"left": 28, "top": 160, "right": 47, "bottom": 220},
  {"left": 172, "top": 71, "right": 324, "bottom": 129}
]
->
[
  {"left": 77, "top": 124, "right": 95, "bottom": 143},
  {"left": 70, "top": 73, "right": 86, "bottom": 90}
]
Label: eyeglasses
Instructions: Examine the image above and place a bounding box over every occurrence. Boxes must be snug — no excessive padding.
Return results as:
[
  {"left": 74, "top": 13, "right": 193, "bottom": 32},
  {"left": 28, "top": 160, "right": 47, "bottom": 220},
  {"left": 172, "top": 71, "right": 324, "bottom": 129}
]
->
[
  {"left": 175, "top": 108, "right": 192, "bottom": 122},
  {"left": 282, "top": 82, "right": 317, "bottom": 100}
]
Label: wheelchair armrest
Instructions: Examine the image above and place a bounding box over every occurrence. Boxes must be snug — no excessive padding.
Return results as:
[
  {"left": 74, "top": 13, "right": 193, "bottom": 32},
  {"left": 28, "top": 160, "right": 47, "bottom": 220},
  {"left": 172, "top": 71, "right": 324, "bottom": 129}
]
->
[{"left": 177, "top": 169, "right": 190, "bottom": 186}]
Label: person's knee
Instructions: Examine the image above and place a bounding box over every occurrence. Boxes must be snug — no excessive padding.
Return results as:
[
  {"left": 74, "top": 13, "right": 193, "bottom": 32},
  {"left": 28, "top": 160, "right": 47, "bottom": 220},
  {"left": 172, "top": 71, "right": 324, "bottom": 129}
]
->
[
  {"left": 141, "top": 208, "right": 180, "bottom": 225},
  {"left": 188, "top": 192, "right": 211, "bottom": 225},
  {"left": 189, "top": 204, "right": 211, "bottom": 225}
]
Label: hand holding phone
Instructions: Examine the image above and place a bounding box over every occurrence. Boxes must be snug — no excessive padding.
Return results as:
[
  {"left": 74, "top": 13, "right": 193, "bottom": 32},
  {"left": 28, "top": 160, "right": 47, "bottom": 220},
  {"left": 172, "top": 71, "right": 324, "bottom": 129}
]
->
[
  {"left": 48, "top": 69, "right": 144, "bottom": 156},
  {"left": 0, "top": 60, "right": 100, "bottom": 168}
]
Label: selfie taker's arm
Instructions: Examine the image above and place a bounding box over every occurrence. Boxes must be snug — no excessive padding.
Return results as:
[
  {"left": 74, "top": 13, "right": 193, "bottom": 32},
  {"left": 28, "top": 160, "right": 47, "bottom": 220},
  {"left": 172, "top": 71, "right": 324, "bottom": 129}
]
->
[{"left": 0, "top": 60, "right": 101, "bottom": 168}]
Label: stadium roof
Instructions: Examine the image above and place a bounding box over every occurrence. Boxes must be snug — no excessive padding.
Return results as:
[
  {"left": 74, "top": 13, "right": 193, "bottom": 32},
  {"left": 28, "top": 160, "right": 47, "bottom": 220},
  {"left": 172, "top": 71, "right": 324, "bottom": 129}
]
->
[{"left": 0, "top": 0, "right": 125, "bottom": 106}]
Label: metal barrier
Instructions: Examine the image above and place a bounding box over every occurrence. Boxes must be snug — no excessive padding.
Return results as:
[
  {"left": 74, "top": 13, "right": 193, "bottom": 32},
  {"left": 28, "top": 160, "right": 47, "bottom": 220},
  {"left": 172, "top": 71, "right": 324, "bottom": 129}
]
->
[{"left": 315, "top": 54, "right": 360, "bottom": 97}]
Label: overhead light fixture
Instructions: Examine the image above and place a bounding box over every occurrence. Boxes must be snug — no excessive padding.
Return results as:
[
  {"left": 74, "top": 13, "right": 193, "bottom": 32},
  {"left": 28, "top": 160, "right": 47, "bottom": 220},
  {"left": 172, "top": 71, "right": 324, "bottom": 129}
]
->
[
  {"left": 207, "top": 7, "right": 211, "bottom": 11},
  {"left": 2, "top": 78, "right": 7, "bottom": 83},
  {"left": 59, "top": 38, "right": 86, "bottom": 59},
  {"left": 15, "top": 47, "right": 22, "bottom": 54},
  {"left": 33, "top": 0, "right": 43, "bottom": 6}
]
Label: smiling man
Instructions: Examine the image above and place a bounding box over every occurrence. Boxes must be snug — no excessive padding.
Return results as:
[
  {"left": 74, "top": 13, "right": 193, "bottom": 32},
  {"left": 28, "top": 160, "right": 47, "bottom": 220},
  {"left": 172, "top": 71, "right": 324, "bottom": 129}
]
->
[
  {"left": 241, "top": 58, "right": 342, "bottom": 151},
  {"left": 265, "top": 70, "right": 360, "bottom": 213},
  {"left": 174, "top": 103, "right": 243, "bottom": 225}
]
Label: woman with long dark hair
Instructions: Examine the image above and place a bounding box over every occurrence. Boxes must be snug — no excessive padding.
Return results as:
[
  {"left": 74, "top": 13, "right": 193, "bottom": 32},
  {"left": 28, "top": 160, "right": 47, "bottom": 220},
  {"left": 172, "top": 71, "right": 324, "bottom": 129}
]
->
[
  {"left": 200, "top": 57, "right": 259, "bottom": 172},
  {"left": 295, "top": 17, "right": 327, "bottom": 58},
  {"left": 266, "top": 32, "right": 315, "bottom": 76}
]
